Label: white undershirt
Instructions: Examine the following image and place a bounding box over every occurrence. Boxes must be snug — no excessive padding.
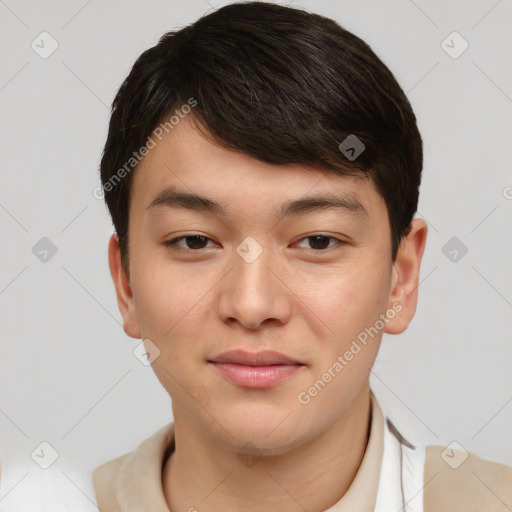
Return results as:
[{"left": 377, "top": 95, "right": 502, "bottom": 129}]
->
[{"left": 374, "top": 419, "right": 426, "bottom": 512}]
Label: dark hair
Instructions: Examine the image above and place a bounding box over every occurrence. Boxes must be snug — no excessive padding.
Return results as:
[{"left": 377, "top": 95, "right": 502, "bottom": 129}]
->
[{"left": 100, "top": 0, "right": 422, "bottom": 271}]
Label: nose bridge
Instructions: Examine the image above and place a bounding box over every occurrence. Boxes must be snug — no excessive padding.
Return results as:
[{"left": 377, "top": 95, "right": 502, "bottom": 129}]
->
[
  {"left": 232, "top": 237, "right": 278, "bottom": 305},
  {"left": 218, "top": 236, "right": 291, "bottom": 328}
]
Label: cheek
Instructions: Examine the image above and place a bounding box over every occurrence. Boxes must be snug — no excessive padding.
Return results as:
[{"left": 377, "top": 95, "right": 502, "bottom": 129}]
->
[
  {"left": 131, "top": 253, "right": 206, "bottom": 335},
  {"left": 131, "top": 259, "right": 221, "bottom": 377},
  {"left": 301, "top": 261, "right": 390, "bottom": 340},
  {"left": 131, "top": 263, "right": 216, "bottom": 399},
  {"left": 296, "top": 265, "right": 389, "bottom": 409}
]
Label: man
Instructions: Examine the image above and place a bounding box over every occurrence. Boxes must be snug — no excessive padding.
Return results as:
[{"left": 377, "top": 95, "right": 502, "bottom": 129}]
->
[{"left": 92, "top": 1, "right": 512, "bottom": 510}]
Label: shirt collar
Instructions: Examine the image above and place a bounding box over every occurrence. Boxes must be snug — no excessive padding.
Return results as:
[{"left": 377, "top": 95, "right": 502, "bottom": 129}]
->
[
  {"left": 115, "top": 391, "right": 385, "bottom": 512},
  {"left": 323, "top": 391, "right": 384, "bottom": 511}
]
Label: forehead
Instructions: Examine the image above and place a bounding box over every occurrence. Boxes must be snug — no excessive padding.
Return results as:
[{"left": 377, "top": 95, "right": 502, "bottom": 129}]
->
[{"left": 130, "top": 116, "right": 386, "bottom": 225}]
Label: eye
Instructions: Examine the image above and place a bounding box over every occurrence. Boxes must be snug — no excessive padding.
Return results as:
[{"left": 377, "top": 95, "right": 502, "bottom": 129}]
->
[
  {"left": 295, "top": 235, "right": 343, "bottom": 251},
  {"left": 163, "top": 233, "right": 344, "bottom": 252},
  {"left": 163, "top": 234, "right": 217, "bottom": 251}
]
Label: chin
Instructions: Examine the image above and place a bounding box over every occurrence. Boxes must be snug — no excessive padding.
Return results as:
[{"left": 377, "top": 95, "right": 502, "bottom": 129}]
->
[{"left": 211, "top": 412, "right": 309, "bottom": 456}]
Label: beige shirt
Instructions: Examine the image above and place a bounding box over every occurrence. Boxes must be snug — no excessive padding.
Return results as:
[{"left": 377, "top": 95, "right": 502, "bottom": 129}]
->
[{"left": 93, "top": 393, "right": 387, "bottom": 511}]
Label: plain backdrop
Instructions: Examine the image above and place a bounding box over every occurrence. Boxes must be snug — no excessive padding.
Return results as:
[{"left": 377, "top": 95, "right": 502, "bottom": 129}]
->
[{"left": 1, "top": 0, "right": 511, "bottom": 507}]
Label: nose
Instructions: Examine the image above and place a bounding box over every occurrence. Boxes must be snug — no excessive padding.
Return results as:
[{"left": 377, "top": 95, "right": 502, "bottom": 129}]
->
[{"left": 217, "top": 241, "right": 293, "bottom": 330}]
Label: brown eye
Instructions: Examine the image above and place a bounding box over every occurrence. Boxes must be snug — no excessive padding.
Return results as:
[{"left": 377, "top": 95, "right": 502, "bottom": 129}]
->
[
  {"left": 307, "top": 236, "right": 331, "bottom": 250},
  {"left": 164, "top": 235, "right": 213, "bottom": 250},
  {"left": 296, "top": 235, "right": 341, "bottom": 250}
]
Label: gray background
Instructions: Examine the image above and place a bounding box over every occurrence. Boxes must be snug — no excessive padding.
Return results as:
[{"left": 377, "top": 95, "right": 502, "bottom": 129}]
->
[{"left": 1, "top": 0, "right": 511, "bottom": 507}]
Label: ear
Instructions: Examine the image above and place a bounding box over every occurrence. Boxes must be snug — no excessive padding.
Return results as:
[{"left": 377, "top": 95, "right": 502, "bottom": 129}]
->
[
  {"left": 384, "top": 218, "right": 428, "bottom": 335},
  {"left": 108, "top": 233, "right": 142, "bottom": 339}
]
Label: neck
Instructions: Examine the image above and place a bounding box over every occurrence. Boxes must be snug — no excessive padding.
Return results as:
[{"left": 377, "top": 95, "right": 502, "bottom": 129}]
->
[{"left": 163, "top": 386, "right": 372, "bottom": 512}]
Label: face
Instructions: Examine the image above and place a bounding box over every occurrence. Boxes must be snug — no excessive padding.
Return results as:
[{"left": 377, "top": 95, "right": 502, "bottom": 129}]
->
[{"left": 109, "top": 115, "right": 427, "bottom": 456}]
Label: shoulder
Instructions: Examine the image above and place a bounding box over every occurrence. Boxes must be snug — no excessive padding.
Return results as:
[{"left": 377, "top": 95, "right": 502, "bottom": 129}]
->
[
  {"left": 423, "top": 444, "right": 512, "bottom": 512},
  {"left": 92, "top": 422, "right": 175, "bottom": 511},
  {"left": 92, "top": 453, "right": 130, "bottom": 511}
]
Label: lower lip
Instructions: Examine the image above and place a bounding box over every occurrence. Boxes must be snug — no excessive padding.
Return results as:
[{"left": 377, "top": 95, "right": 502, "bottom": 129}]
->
[{"left": 210, "top": 362, "right": 303, "bottom": 388}]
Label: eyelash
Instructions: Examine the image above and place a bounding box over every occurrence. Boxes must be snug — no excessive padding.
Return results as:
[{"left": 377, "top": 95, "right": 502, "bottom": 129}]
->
[{"left": 163, "top": 234, "right": 344, "bottom": 252}]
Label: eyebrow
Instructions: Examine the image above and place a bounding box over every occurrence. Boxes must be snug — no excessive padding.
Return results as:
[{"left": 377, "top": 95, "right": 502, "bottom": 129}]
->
[{"left": 147, "top": 185, "right": 368, "bottom": 220}]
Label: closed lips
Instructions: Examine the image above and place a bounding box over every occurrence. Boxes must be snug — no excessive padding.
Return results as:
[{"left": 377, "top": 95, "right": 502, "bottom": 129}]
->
[{"left": 209, "top": 350, "right": 303, "bottom": 366}]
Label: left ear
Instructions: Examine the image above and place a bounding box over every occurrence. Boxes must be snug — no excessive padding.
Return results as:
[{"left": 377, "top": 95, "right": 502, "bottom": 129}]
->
[{"left": 384, "top": 218, "right": 428, "bottom": 335}]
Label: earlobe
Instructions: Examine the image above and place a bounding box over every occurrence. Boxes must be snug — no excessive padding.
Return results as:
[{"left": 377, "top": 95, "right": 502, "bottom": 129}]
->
[
  {"left": 108, "top": 234, "right": 142, "bottom": 339},
  {"left": 384, "top": 218, "right": 428, "bottom": 335}
]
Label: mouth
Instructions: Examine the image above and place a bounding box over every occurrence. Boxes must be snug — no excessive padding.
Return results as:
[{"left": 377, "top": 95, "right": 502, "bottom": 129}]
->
[
  {"left": 208, "top": 349, "right": 302, "bottom": 366},
  {"left": 208, "top": 349, "right": 305, "bottom": 388}
]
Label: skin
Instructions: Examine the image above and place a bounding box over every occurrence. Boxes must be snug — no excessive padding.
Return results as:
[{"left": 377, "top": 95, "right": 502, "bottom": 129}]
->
[{"left": 109, "top": 114, "right": 428, "bottom": 511}]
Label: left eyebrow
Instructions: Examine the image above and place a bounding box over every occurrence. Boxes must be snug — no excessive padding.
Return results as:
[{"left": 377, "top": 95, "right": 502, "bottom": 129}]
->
[
  {"left": 276, "top": 192, "right": 368, "bottom": 220},
  {"left": 147, "top": 185, "right": 368, "bottom": 220}
]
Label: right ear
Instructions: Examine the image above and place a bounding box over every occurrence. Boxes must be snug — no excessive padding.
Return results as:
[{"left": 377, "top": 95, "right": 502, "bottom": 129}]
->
[{"left": 108, "top": 233, "right": 142, "bottom": 339}]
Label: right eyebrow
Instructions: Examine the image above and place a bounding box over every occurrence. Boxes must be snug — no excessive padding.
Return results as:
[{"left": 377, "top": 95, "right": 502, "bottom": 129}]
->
[{"left": 147, "top": 186, "right": 226, "bottom": 215}]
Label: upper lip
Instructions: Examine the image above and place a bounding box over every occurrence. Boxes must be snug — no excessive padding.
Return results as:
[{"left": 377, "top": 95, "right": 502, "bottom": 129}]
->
[{"left": 209, "top": 350, "right": 302, "bottom": 366}]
